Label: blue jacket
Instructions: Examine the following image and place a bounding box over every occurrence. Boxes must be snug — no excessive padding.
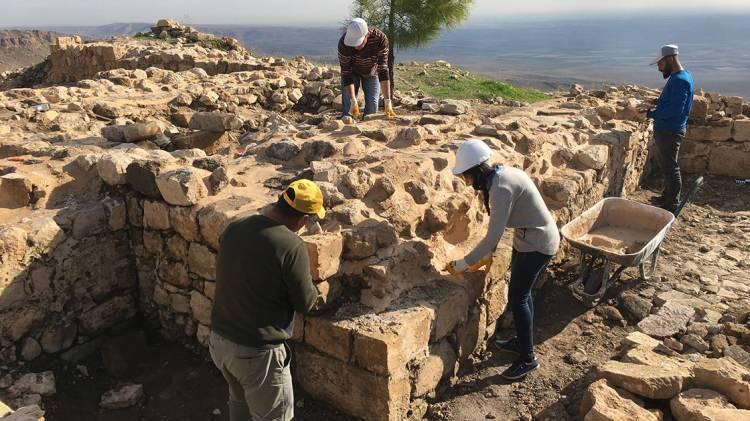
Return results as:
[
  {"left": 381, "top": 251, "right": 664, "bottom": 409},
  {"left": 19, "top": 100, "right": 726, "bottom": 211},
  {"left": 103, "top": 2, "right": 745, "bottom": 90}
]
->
[{"left": 647, "top": 70, "right": 694, "bottom": 132}]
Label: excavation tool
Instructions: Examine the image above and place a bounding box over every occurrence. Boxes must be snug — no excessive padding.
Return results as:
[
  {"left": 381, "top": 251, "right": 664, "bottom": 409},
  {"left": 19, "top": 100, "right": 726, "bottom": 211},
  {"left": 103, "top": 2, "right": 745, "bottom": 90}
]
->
[{"left": 561, "top": 177, "right": 703, "bottom": 307}]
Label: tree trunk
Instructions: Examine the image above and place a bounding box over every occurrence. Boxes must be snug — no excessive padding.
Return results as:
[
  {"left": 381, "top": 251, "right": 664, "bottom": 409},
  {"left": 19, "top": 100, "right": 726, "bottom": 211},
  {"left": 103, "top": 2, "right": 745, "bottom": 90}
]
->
[{"left": 387, "top": 0, "right": 396, "bottom": 92}]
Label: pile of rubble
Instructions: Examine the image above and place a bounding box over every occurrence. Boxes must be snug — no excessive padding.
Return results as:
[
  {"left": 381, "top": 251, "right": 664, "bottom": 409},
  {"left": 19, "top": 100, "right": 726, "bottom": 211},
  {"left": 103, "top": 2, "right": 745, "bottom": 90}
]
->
[
  {"left": 141, "top": 18, "right": 245, "bottom": 53},
  {"left": 579, "top": 247, "right": 750, "bottom": 420},
  {"left": 1, "top": 19, "right": 747, "bottom": 420}
]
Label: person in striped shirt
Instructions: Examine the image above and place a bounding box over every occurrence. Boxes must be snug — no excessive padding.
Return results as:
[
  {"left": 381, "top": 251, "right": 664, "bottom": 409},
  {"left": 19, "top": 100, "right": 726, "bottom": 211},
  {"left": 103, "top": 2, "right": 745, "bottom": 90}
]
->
[{"left": 338, "top": 18, "right": 396, "bottom": 121}]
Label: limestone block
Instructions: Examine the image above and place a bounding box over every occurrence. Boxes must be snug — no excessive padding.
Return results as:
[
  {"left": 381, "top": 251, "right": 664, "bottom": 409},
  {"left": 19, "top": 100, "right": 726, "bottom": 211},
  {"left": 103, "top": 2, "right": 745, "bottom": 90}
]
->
[
  {"left": 621, "top": 331, "right": 661, "bottom": 350},
  {"left": 456, "top": 304, "right": 486, "bottom": 360},
  {"left": 690, "top": 95, "right": 710, "bottom": 121},
  {"left": 708, "top": 145, "right": 750, "bottom": 177},
  {"left": 188, "top": 242, "right": 216, "bottom": 280},
  {"left": 170, "top": 206, "right": 200, "bottom": 242},
  {"left": 440, "top": 99, "right": 470, "bottom": 115},
  {"left": 265, "top": 141, "right": 301, "bottom": 161},
  {"left": 576, "top": 144, "right": 609, "bottom": 170},
  {"left": 156, "top": 168, "right": 209, "bottom": 206},
  {"left": 598, "top": 360, "right": 692, "bottom": 399},
  {"left": 197, "top": 196, "right": 255, "bottom": 250},
  {"left": 126, "top": 161, "right": 163, "bottom": 200},
  {"left": 72, "top": 204, "right": 106, "bottom": 239},
  {"left": 694, "top": 357, "right": 750, "bottom": 408},
  {"left": 78, "top": 295, "right": 137, "bottom": 335},
  {"left": 0, "top": 173, "right": 32, "bottom": 208},
  {"left": 173, "top": 131, "right": 231, "bottom": 155},
  {"left": 304, "top": 316, "right": 353, "bottom": 361},
  {"left": 637, "top": 301, "right": 695, "bottom": 338},
  {"left": 188, "top": 112, "right": 243, "bottom": 132},
  {"left": 351, "top": 307, "right": 432, "bottom": 376},
  {"left": 392, "top": 127, "right": 426, "bottom": 147},
  {"left": 100, "top": 384, "right": 144, "bottom": 409},
  {"left": 40, "top": 323, "right": 77, "bottom": 354},
  {"left": 123, "top": 122, "right": 161, "bottom": 142},
  {"left": 10, "top": 372, "right": 56, "bottom": 396},
  {"left": 303, "top": 233, "right": 342, "bottom": 281},
  {"left": 296, "top": 347, "right": 410, "bottom": 421},
  {"left": 686, "top": 125, "right": 732, "bottom": 142},
  {"left": 158, "top": 260, "right": 190, "bottom": 288},
  {"left": 671, "top": 388, "right": 750, "bottom": 421},
  {"left": 733, "top": 120, "right": 750, "bottom": 141},
  {"left": 20, "top": 338, "right": 42, "bottom": 361},
  {"left": 343, "top": 219, "right": 398, "bottom": 260},
  {"left": 102, "top": 196, "right": 127, "bottom": 230},
  {"left": 143, "top": 200, "right": 171, "bottom": 230},
  {"left": 190, "top": 291, "right": 212, "bottom": 325},
  {"left": 580, "top": 379, "right": 660, "bottom": 421},
  {"left": 97, "top": 153, "right": 133, "bottom": 185}
]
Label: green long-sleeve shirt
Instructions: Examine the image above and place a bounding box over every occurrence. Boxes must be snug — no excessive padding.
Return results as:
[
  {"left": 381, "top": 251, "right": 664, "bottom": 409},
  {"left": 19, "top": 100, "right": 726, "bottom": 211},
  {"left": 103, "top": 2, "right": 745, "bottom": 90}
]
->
[{"left": 211, "top": 214, "right": 317, "bottom": 348}]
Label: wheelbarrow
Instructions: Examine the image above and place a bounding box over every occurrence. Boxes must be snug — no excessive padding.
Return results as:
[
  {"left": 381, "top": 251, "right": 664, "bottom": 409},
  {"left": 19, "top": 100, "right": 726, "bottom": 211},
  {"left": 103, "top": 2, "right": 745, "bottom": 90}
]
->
[{"left": 560, "top": 177, "right": 703, "bottom": 307}]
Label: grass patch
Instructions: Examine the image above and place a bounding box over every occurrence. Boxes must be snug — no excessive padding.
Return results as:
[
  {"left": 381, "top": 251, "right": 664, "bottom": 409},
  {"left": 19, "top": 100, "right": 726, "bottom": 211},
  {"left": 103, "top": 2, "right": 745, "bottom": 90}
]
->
[{"left": 397, "top": 64, "right": 549, "bottom": 103}]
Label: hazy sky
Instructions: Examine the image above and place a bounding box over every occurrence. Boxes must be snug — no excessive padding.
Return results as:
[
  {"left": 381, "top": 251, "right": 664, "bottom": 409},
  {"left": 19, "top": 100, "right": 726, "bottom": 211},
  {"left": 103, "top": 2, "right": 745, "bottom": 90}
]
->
[{"left": 2, "top": 0, "right": 749, "bottom": 27}]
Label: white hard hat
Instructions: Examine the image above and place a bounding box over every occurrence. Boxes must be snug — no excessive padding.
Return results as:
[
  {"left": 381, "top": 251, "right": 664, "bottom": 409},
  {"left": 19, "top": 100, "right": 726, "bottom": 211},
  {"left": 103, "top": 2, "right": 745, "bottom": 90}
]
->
[
  {"left": 452, "top": 139, "right": 492, "bottom": 175},
  {"left": 344, "top": 18, "right": 368, "bottom": 47}
]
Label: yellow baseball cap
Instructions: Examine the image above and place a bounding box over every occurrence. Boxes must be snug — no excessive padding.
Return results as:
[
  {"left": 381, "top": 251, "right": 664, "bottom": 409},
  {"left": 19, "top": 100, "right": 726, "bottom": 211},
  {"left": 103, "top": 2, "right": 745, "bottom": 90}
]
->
[{"left": 282, "top": 179, "right": 326, "bottom": 219}]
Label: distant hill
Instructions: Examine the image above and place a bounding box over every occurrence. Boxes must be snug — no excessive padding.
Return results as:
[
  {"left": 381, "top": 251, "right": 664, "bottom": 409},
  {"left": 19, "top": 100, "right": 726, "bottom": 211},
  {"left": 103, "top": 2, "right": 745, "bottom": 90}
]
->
[{"left": 0, "top": 30, "right": 58, "bottom": 72}]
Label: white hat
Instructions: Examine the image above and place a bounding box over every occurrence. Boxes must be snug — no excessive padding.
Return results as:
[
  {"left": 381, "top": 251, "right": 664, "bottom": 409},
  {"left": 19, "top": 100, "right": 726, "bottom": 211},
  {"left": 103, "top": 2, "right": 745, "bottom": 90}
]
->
[
  {"left": 344, "top": 18, "right": 368, "bottom": 47},
  {"left": 453, "top": 139, "right": 493, "bottom": 175},
  {"left": 651, "top": 44, "right": 679, "bottom": 65}
]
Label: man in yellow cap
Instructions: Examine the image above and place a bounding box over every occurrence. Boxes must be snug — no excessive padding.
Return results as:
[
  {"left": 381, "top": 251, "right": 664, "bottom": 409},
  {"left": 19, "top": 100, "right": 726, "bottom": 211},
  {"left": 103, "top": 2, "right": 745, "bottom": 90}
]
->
[{"left": 209, "top": 179, "right": 325, "bottom": 421}]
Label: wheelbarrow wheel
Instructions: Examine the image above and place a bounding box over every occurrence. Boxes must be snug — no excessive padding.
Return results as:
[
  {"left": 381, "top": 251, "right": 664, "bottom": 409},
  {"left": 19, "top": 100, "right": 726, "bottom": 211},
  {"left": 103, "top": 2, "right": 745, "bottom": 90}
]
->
[{"left": 639, "top": 247, "right": 660, "bottom": 280}]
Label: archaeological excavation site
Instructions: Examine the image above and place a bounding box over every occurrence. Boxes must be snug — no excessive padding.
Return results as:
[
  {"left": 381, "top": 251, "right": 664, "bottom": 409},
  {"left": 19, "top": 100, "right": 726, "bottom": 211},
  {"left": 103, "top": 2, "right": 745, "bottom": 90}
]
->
[{"left": 1, "top": 19, "right": 749, "bottom": 421}]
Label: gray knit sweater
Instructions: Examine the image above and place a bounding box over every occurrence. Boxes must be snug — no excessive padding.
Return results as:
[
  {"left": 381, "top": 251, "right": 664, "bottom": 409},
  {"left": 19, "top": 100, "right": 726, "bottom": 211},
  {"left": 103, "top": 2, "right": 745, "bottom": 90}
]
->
[{"left": 464, "top": 166, "right": 560, "bottom": 264}]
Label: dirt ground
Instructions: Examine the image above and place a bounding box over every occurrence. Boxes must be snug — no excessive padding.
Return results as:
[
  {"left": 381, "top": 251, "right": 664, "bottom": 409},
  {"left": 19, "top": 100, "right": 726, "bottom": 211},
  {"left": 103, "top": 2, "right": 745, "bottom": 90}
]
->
[{"left": 37, "top": 174, "right": 748, "bottom": 421}]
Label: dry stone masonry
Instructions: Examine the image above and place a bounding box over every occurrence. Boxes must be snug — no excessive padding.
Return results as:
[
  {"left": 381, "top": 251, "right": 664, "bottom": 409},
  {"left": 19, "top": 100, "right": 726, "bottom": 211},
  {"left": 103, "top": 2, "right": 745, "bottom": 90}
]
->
[{"left": 3, "top": 19, "right": 746, "bottom": 420}]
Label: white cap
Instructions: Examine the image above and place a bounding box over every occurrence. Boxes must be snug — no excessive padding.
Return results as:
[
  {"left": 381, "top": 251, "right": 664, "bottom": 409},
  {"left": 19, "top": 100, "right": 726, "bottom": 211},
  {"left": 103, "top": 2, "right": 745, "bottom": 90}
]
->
[
  {"left": 651, "top": 44, "right": 679, "bottom": 65},
  {"left": 344, "top": 18, "right": 368, "bottom": 47},
  {"left": 452, "top": 139, "right": 493, "bottom": 175}
]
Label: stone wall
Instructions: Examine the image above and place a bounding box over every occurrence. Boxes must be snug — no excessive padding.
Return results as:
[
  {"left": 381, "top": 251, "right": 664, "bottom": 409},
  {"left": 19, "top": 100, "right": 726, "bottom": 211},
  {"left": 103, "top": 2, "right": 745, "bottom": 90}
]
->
[
  {"left": 0, "top": 199, "right": 138, "bottom": 367},
  {"left": 44, "top": 36, "right": 264, "bottom": 84},
  {"left": 682, "top": 93, "right": 750, "bottom": 177}
]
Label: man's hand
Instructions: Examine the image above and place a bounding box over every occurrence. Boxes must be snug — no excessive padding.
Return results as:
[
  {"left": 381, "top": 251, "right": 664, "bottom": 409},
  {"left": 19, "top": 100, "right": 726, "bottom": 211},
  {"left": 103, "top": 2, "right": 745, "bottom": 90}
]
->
[
  {"left": 444, "top": 259, "right": 468, "bottom": 275},
  {"left": 384, "top": 98, "right": 396, "bottom": 118},
  {"left": 350, "top": 100, "right": 361, "bottom": 119}
]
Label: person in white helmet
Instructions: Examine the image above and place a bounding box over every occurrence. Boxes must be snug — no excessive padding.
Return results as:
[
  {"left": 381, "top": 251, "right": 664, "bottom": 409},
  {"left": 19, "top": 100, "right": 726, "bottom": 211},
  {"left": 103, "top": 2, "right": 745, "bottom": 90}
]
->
[
  {"left": 446, "top": 139, "right": 560, "bottom": 380},
  {"left": 338, "top": 18, "right": 396, "bottom": 121}
]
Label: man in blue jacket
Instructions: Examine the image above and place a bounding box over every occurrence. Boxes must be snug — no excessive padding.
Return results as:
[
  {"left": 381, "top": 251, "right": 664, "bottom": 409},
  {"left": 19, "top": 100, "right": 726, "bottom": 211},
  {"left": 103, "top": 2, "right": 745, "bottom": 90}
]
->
[{"left": 639, "top": 44, "right": 694, "bottom": 213}]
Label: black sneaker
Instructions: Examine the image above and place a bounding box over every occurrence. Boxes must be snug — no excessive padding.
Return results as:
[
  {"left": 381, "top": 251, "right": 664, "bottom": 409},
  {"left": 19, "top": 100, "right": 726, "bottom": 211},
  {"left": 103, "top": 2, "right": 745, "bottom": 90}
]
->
[
  {"left": 494, "top": 336, "right": 520, "bottom": 354},
  {"left": 501, "top": 358, "right": 539, "bottom": 380}
]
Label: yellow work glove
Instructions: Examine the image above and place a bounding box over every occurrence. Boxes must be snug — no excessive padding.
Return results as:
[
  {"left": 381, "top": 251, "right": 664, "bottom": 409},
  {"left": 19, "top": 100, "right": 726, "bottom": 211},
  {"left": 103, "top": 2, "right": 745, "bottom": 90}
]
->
[
  {"left": 384, "top": 98, "right": 396, "bottom": 118},
  {"left": 444, "top": 259, "right": 468, "bottom": 276},
  {"left": 349, "top": 100, "right": 361, "bottom": 119},
  {"left": 467, "top": 255, "right": 493, "bottom": 273}
]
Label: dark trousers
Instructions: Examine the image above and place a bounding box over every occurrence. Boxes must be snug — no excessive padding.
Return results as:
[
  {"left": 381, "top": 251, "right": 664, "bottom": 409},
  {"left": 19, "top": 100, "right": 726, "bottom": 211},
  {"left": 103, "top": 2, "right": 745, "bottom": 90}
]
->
[
  {"left": 654, "top": 129, "right": 684, "bottom": 210},
  {"left": 508, "top": 249, "right": 552, "bottom": 362}
]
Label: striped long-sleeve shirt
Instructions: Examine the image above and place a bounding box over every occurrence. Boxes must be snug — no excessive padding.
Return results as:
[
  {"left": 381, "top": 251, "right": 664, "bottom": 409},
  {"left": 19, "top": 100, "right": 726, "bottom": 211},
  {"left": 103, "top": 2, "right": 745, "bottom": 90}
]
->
[{"left": 337, "top": 27, "right": 390, "bottom": 86}]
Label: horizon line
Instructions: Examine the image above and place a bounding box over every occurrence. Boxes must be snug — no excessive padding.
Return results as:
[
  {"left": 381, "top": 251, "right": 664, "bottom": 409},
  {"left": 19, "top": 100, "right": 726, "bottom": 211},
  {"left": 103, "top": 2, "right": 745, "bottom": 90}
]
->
[{"left": 2, "top": 7, "right": 750, "bottom": 29}]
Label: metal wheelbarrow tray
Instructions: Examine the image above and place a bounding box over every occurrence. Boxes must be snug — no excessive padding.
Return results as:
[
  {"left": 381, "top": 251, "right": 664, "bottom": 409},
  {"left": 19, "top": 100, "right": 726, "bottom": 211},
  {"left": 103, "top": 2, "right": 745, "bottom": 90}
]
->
[{"left": 560, "top": 197, "right": 675, "bottom": 306}]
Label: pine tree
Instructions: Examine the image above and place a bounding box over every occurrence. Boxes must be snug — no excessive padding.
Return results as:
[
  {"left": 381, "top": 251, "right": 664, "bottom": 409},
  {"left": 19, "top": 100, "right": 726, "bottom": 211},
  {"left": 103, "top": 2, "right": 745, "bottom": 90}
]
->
[{"left": 352, "top": 0, "right": 474, "bottom": 90}]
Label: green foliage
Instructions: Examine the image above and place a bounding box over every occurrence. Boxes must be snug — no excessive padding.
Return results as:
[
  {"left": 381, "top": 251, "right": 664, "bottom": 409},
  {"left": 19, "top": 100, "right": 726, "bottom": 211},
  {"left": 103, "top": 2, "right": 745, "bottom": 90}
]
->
[
  {"left": 353, "top": 0, "right": 474, "bottom": 50},
  {"left": 398, "top": 65, "right": 549, "bottom": 103}
]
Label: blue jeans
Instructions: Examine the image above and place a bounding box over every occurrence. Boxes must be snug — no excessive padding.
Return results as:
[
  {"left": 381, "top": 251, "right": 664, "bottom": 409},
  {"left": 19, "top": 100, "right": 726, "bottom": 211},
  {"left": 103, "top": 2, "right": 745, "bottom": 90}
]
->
[
  {"left": 341, "top": 74, "right": 380, "bottom": 118},
  {"left": 508, "top": 249, "right": 552, "bottom": 362}
]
